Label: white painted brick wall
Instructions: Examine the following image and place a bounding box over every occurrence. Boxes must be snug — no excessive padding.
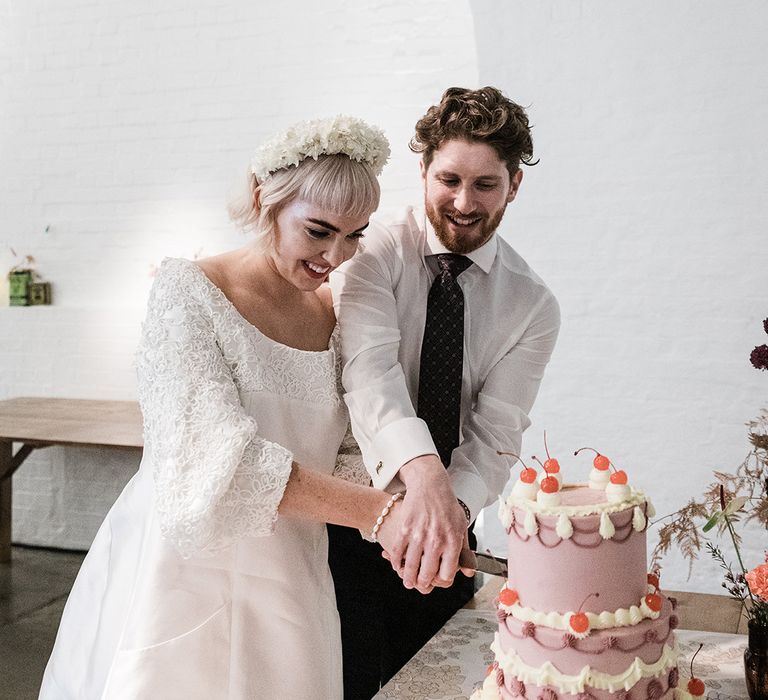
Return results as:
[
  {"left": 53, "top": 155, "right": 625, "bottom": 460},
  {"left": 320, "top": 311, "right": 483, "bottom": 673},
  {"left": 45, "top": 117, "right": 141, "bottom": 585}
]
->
[
  {"left": 0, "top": 0, "right": 478, "bottom": 548},
  {"left": 471, "top": 0, "right": 768, "bottom": 593},
  {"left": 2, "top": 1, "right": 766, "bottom": 594}
]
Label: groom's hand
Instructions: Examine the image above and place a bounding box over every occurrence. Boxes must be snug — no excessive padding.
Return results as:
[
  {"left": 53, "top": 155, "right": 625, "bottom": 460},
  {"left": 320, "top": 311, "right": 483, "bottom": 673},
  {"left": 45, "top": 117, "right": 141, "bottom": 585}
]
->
[{"left": 389, "top": 455, "right": 467, "bottom": 594}]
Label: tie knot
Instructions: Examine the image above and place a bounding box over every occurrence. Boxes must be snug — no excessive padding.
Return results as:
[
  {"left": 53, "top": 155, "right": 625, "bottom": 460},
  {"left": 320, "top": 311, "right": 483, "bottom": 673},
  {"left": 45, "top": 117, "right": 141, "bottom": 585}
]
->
[{"left": 436, "top": 254, "right": 472, "bottom": 280}]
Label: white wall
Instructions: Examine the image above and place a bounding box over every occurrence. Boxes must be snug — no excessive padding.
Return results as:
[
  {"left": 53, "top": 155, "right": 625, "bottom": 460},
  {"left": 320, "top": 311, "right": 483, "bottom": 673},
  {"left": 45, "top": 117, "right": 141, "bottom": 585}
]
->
[
  {"left": 471, "top": 1, "right": 768, "bottom": 593},
  {"left": 0, "top": 0, "right": 478, "bottom": 548},
  {"left": 1, "top": 1, "right": 766, "bottom": 593}
]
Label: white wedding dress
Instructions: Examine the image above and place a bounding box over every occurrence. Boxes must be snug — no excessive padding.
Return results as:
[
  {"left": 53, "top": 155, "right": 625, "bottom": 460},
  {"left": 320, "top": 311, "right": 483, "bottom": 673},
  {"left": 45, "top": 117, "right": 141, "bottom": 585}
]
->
[{"left": 40, "top": 258, "right": 354, "bottom": 699}]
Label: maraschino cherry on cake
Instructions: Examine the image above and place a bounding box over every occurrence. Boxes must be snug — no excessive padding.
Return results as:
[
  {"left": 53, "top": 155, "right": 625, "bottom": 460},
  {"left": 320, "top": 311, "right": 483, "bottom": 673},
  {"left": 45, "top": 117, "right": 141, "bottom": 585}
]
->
[{"left": 471, "top": 440, "right": 697, "bottom": 700}]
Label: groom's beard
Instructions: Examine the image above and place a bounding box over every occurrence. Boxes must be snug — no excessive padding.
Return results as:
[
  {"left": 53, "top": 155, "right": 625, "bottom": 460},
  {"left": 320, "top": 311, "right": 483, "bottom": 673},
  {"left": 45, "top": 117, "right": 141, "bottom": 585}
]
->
[{"left": 425, "top": 200, "right": 507, "bottom": 254}]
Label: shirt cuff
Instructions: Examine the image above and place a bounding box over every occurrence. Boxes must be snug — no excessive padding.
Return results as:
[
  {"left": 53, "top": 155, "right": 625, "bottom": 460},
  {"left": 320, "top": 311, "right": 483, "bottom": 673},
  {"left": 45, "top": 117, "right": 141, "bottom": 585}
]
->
[
  {"left": 448, "top": 469, "right": 488, "bottom": 524},
  {"left": 367, "top": 417, "right": 438, "bottom": 490}
]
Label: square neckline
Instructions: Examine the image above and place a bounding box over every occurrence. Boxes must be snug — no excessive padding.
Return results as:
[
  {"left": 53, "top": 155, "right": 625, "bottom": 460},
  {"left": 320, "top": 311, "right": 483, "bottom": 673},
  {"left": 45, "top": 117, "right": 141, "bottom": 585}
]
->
[{"left": 171, "top": 258, "right": 338, "bottom": 356}]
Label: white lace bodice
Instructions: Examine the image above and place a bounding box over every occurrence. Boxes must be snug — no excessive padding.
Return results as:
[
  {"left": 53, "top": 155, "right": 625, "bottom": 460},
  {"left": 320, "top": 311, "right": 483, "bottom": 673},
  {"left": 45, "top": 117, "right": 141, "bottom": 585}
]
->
[{"left": 136, "top": 257, "right": 355, "bottom": 559}]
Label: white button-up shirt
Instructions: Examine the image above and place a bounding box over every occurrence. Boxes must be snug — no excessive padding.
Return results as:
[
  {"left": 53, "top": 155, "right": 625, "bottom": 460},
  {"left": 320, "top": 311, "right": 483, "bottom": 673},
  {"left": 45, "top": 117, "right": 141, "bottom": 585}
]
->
[{"left": 329, "top": 207, "right": 560, "bottom": 521}]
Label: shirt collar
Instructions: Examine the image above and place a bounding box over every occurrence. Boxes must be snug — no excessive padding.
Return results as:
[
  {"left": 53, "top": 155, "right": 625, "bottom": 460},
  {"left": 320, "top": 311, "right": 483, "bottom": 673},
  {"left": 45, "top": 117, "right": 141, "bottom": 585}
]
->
[{"left": 423, "top": 213, "right": 498, "bottom": 274}]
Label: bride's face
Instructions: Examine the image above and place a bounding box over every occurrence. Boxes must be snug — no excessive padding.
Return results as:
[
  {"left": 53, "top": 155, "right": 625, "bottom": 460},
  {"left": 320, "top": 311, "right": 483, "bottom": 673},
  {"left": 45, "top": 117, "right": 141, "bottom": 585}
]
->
[{"left": 270, "top": 199, "right": 370, "bottom": 290}]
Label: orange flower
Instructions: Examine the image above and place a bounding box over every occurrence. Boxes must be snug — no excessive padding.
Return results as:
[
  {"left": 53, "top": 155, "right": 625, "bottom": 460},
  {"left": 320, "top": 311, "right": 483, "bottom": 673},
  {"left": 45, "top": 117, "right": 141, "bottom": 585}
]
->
[{"left": 745, "top": 563, "right": 768, "bottom": 601}]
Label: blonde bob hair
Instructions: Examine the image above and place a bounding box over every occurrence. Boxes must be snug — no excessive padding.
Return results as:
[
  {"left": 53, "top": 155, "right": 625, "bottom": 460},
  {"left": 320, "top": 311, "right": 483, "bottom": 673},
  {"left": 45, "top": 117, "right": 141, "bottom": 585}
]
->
[{"left": 229, "top": 154, "right": 381, "bottom": 252}]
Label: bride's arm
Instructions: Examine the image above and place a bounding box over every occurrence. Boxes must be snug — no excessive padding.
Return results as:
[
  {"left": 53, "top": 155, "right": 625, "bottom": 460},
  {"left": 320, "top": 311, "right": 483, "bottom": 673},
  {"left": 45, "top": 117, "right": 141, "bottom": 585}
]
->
[
  {"left": 280, "top": 465, "right": 476, "bottom": 590},
  {"left": 279, "top": 463, "right": 392, "bottom": 533}
]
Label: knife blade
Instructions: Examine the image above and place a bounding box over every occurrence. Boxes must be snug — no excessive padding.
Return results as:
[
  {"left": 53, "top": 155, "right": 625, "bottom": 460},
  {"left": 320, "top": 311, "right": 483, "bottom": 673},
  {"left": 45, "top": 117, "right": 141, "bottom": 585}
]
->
[{"left": 460, "top": 550, "right": 508, "bottom": 578}]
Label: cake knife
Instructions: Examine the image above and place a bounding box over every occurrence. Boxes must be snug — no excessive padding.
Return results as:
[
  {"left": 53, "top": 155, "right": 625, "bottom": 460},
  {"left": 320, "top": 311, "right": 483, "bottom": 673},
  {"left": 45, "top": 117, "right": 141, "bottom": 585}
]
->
[{"left": 460, "top": 550, "right": 508, "bottom": 578}]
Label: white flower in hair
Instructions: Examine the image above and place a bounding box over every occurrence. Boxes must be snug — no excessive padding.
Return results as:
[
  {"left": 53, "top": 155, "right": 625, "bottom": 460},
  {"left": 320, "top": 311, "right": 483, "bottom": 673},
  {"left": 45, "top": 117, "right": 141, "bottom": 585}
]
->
[{"left": 250, "top": 115, "right": 390, "bottom": 181}]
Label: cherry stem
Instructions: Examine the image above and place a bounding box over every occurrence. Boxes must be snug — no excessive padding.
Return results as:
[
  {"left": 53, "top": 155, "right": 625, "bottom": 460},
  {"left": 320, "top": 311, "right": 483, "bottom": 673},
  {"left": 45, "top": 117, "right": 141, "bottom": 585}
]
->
[
  {"left": 574, "top": 446, "right": 599, "bottom": 457},
  {"left": 497, "top": 450, "right": 529, "bottom": 469},
  {"left": 530, "top": 455, "right": 545, "bottom": 469},
  {"left": 574, "top": 447, "right": 618, "bottom": 471},
  {"left": 576, "top": 591, "right": 600, "bottom": 612},
  {"left": 544, "top": 430, "right": 551, "bottom": 460},
  {"left": 690, "top": 642, "right": 703, "bottom": 677}
]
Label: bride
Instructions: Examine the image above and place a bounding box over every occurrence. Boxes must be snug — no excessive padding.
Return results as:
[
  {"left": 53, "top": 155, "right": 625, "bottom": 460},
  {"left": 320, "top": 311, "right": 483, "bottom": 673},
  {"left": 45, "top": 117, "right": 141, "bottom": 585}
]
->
[{"left": 40, "top": 116, "right": 407, "bottom": 699}]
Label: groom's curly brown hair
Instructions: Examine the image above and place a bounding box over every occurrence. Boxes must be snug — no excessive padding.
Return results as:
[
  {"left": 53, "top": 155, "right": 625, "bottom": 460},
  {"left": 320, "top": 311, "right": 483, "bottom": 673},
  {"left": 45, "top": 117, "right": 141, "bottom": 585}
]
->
[{"left": 410, "top": 86, "right": 538, "bottom": 175}]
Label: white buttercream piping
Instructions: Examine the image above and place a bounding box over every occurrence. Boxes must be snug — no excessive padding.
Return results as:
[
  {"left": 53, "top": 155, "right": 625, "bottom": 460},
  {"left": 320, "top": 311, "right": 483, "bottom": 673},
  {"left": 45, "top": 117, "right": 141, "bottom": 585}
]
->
[
  {"left": 606, "top": 481, "right": 632, "bottom": 503},
  {"left": 524, "top": 510, "right": 538, "bottom": 536},
  {"left": 499, "top": 597, "right": 660, "bottom": 630},
  {"left": 491, "top": 635, "right": 679, "bottom": 694},
  {"left": 470, "top": 674, "right": 501, "bottom": 700},
  {"left": 633, "top": 505, "right": 646, "bottom": 531},
  {"left": 599, "top": 511, "right": 616, "bottom": 538},
  {"left": 646, "top": 498, "right": 656, "bottom": 518},
  {"left": 512, "top": 478, "right": 538, "bottom": 501},
  {"left": 504, "top": 485, "right": 647, "bottom": 518},
  {"left": 588, "top": 468, "right": 610, "bottom": 490},
  {"left": 555, "top": 512, "right": 573, "bottom": 539},
  {"left": 537, "top": 490, "right": 561, "bottom": 507}
]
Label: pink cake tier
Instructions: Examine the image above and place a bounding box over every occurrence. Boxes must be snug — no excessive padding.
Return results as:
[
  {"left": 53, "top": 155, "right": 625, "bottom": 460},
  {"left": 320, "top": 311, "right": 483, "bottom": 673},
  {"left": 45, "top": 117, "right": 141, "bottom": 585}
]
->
[
  {"left": 491, "top": 597, "right": 679, "bottom": 699},
  {"left": 499, "top": 484, "right": 653, "bottom": 615}
]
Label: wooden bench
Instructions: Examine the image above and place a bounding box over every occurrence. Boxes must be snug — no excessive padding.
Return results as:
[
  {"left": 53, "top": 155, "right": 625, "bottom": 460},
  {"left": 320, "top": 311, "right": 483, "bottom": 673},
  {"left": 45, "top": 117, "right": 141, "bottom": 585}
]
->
[{"left": 0, "top": 397, "right": 143, "bottom": 562}]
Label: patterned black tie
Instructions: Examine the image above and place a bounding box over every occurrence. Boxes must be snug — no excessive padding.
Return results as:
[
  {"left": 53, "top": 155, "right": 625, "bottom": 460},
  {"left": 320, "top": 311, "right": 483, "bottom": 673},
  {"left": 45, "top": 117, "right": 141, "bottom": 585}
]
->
[{"left": 417, "top": 253, "right": 473, "bottom": 467}]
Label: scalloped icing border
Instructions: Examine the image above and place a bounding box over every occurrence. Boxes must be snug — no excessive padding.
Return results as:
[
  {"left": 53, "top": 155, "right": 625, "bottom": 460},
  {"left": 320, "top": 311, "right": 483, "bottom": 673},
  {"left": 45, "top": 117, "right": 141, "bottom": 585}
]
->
[
  {"left": 498, "top": 593, "right": 661, "bottom": 631},
  {"left": 491, "top": 635, "right": 679, "bottom": 694},
  {"left": 498, "top": 487, "right": 656, "bottom": 540},
  {"left": 471, "top": 671, "right": 695, "bottom": 700}
]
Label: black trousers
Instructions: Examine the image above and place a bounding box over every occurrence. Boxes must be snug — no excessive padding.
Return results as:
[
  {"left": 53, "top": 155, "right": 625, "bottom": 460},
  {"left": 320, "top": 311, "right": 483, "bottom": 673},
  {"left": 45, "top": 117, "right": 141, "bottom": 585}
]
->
[{"left": 327, "top": 523, "right": 477, "bottom": 700}]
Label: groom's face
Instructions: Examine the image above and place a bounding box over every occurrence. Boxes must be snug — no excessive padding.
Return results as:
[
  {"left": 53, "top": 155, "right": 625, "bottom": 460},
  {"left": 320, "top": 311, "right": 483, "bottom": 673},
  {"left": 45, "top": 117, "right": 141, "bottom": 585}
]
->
[{"left": 421, "top": 138, "right": 522, "bottom": 254}]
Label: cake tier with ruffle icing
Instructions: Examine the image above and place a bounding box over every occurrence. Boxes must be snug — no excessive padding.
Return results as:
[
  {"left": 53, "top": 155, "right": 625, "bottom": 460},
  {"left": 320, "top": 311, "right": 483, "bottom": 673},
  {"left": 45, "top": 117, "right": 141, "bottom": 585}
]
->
[
  {"left": 501, "top": 485, "right": 652, "bottom": 615},
  {"left": 491, "top": 597, "right": 679, "bottom": 699}
]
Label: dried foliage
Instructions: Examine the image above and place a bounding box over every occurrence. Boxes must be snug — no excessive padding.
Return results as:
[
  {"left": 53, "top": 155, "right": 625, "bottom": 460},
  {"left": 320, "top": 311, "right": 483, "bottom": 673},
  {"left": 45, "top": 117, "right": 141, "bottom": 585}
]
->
[{"left": 651, "top": 410, "right": 768, "bottom": 624}]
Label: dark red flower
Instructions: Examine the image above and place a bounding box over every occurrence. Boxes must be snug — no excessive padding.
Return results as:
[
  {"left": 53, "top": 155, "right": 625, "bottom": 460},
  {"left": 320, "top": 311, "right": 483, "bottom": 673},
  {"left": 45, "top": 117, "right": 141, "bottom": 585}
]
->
[
  {"left": 669, "top": 615, "right": 679, "bottom": 629},
  {"left": 537, "top": 689, "right": 558, "bottom": 700},
  {"left": 668, "top": 667, "right": 680, "bottom": 688},
  {"left": 645, "top": 629, "right": 658, "bottom": 643},
  {"left": 602, "top": 635, "right": 618, "bottom": 649},
  {"left": 562, "top": 632, "right": 578, "bottom": 648},
  {"left": 522, "top": 621, "right": 536, "bottom": 637},
  {"left": 751, "top": 344, "right": 768, "bottom": 371}
]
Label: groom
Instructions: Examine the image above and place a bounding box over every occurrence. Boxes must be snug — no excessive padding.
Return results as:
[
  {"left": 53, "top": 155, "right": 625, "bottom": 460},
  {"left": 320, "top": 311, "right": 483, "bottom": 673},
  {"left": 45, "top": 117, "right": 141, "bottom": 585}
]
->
[{"left": 328, "top": 86, "right": 560, "bottom": 698}]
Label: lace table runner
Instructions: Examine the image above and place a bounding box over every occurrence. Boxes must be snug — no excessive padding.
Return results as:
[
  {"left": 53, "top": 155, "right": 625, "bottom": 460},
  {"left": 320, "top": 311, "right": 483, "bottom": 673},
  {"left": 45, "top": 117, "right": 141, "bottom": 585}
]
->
[{"left": 374, "top": 610, "right": 749, "bottom": 699}]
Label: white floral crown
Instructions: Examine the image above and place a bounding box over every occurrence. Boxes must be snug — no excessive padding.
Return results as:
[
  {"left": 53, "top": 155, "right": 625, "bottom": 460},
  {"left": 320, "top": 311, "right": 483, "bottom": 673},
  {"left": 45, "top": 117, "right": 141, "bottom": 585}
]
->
[{"left": 250, "top": 115, "right": 390, "bottom": 181}]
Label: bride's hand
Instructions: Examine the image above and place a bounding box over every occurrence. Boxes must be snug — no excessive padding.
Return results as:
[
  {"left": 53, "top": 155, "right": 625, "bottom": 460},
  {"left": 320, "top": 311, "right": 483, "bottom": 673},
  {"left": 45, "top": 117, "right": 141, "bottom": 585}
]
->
[
  {"left": 378, "top": 516, "right": 475, "bottom": 594},
  {"left": 375, "top": 499, "right": 435, "bottom": 594}
]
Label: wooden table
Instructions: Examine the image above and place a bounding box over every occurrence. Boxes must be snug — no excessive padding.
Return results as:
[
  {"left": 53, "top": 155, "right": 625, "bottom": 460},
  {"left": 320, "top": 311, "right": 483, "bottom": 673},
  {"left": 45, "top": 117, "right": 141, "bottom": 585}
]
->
[{"left": 0, "top": 397, "right": 143, "bottom": 562}]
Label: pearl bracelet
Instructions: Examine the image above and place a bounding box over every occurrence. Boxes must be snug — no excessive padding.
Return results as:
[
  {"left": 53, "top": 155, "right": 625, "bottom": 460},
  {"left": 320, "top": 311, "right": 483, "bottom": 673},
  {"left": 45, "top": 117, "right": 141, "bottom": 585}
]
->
[{"left": 370, "top": 492, "right": 404, "bottom": 543}]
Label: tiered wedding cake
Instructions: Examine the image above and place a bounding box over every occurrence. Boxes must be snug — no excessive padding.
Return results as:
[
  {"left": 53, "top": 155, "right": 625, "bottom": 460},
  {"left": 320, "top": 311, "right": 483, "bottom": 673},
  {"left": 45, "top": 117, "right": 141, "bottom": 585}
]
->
[{"left": 471, "top": 447, "right": 704, "bottom": 700}]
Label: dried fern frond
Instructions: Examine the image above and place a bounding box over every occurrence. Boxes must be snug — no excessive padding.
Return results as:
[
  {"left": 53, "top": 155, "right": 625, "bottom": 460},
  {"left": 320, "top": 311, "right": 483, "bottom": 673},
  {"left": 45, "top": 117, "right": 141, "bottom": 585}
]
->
[{"left": 651, "top": 409, "right": 768, "bottom": 582}]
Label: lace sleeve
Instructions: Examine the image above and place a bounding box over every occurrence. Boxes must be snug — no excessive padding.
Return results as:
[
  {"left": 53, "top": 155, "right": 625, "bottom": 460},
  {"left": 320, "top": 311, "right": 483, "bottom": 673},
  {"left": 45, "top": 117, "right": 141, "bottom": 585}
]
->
[
  {"left": 136, "top": 259, "right": 294, "bottom": 558},
  {"left": 332, "top": 423, "right": 372, "bottom": 487}
]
